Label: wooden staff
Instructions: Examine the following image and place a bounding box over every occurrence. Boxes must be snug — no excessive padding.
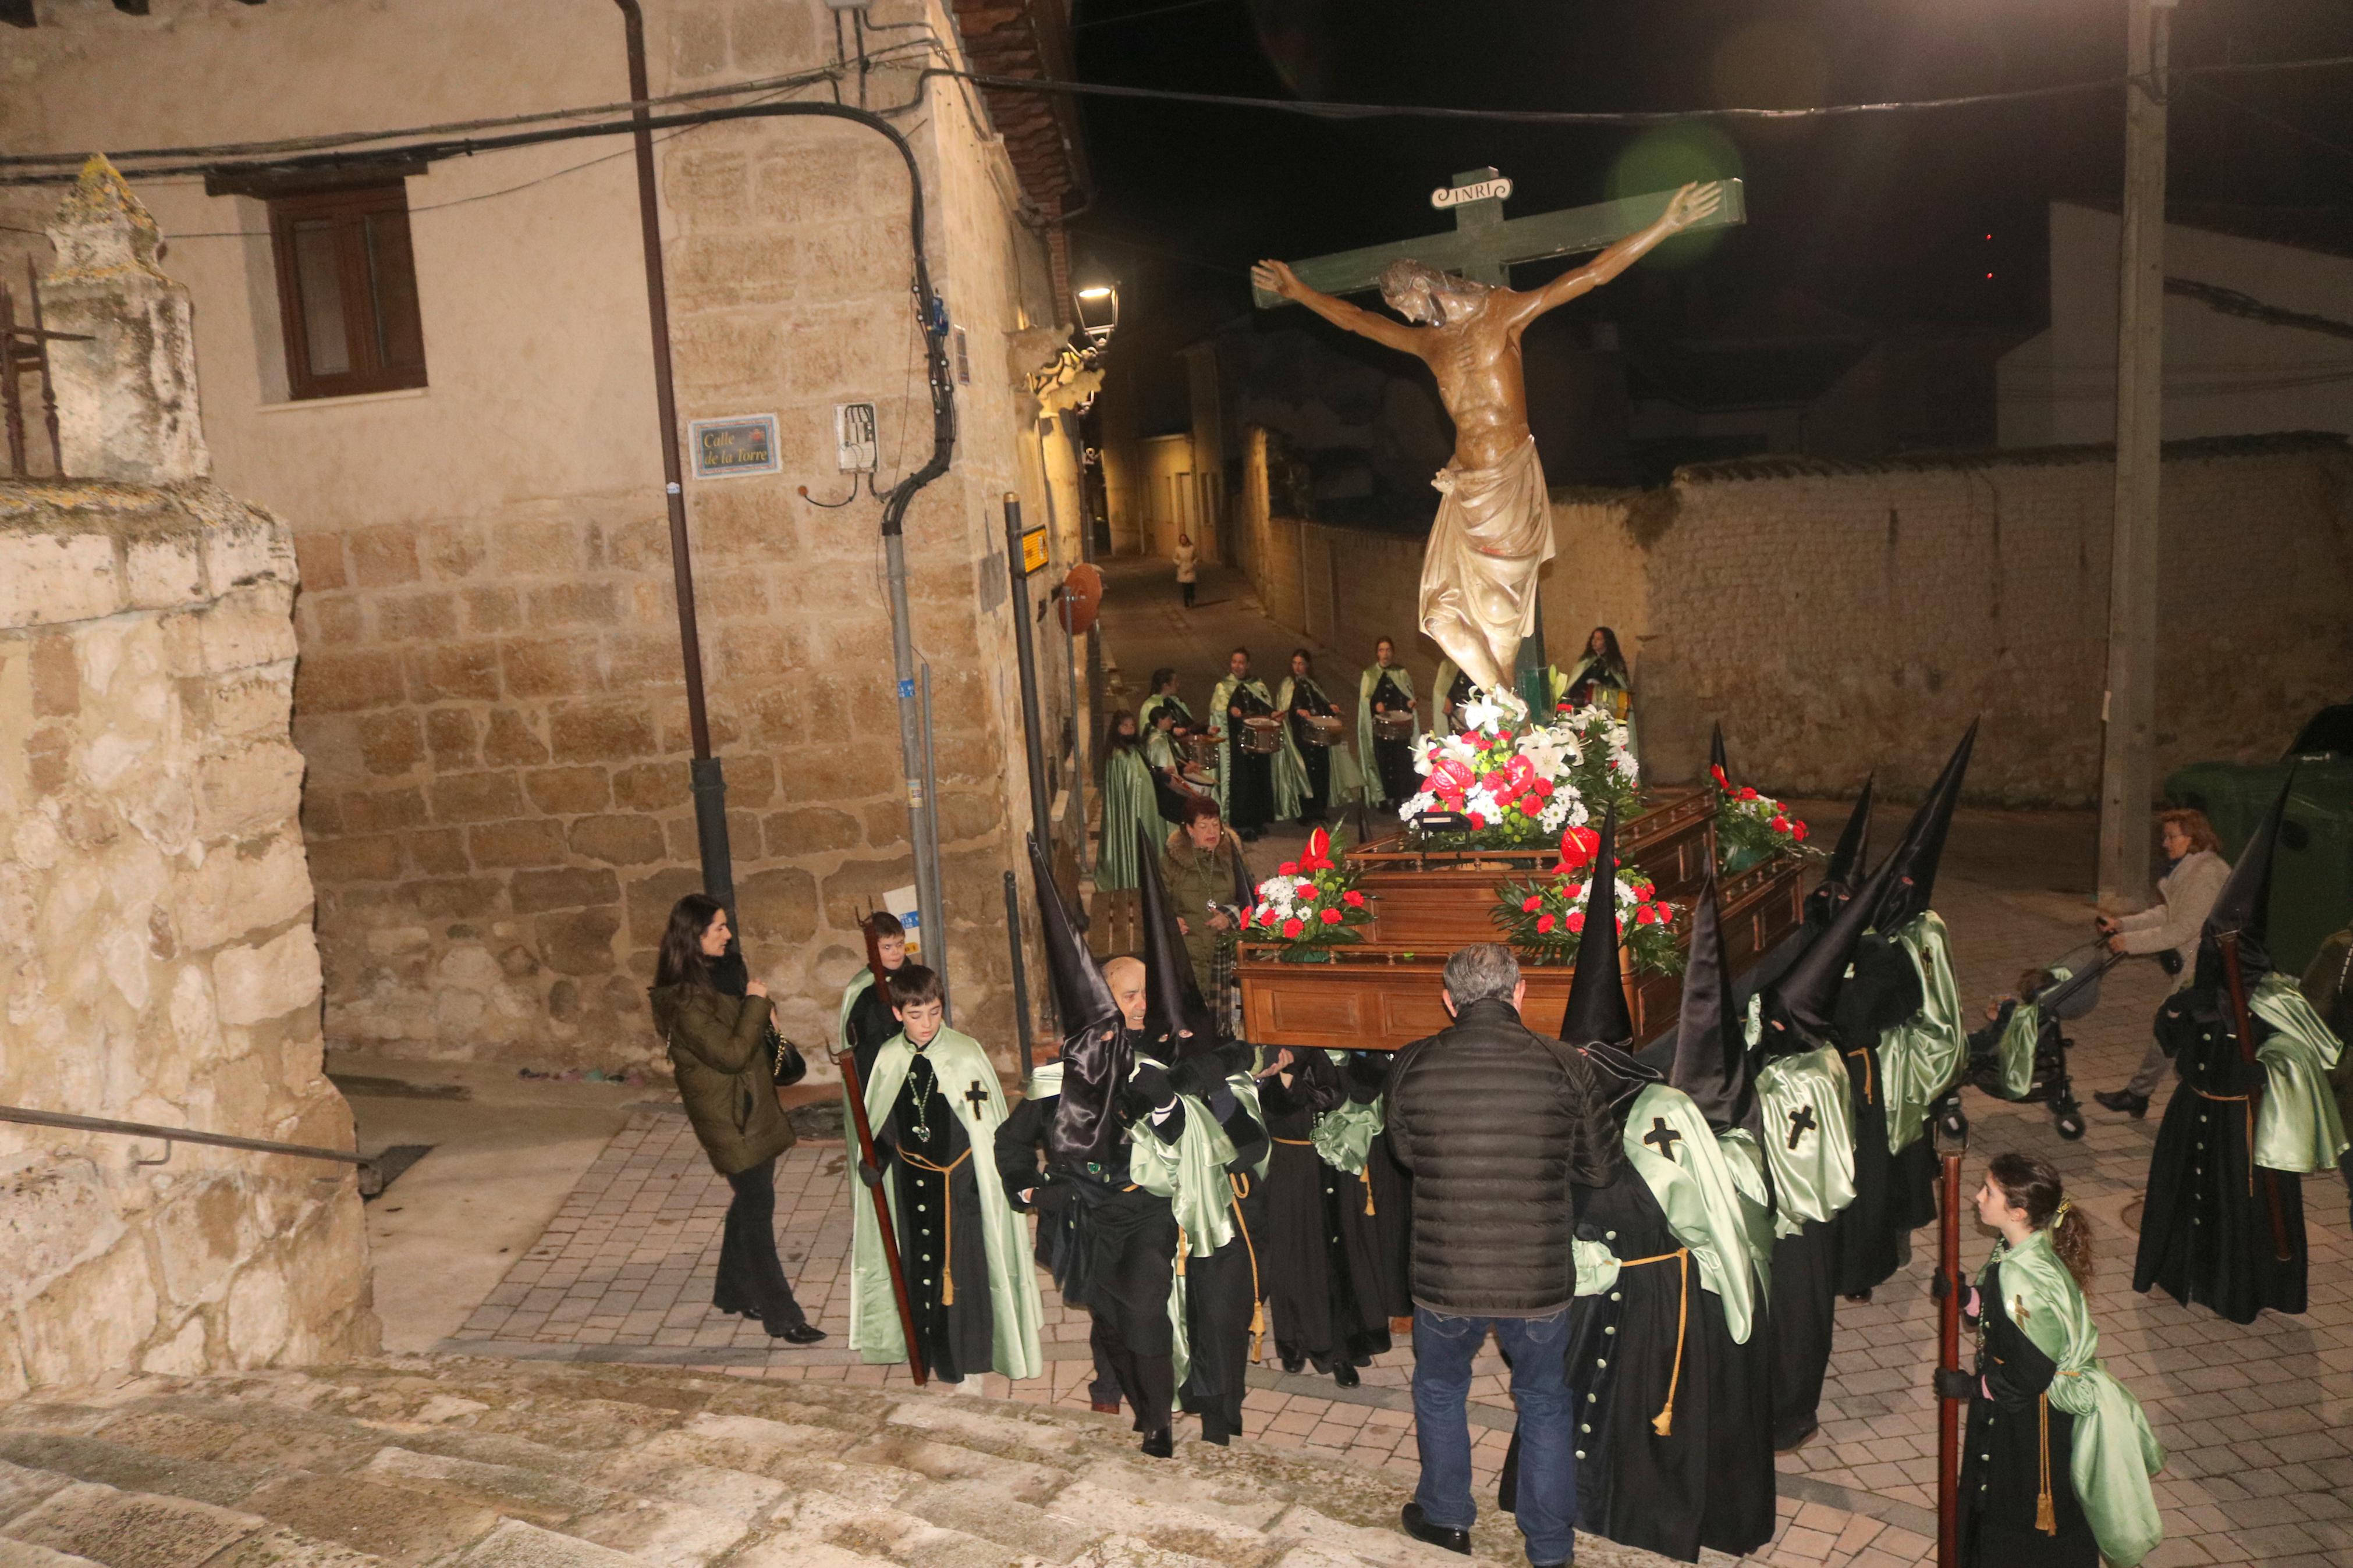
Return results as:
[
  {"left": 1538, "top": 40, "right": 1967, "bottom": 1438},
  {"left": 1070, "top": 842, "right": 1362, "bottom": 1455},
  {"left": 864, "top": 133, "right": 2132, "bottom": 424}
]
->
[
  {"left": 836, "top": 1045, "right": 926, "bottom": 1385},
  {"left": 1934, "top": 1144, "right": 1966, "bottom": 1568},
  {"left": 2217, "top": 931, "right": 2294, "bottom": 1264}
]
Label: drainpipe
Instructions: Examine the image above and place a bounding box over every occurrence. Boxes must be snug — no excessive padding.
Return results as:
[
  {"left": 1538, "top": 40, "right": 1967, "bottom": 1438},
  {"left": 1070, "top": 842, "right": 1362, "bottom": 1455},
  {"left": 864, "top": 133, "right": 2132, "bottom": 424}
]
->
[{"left": 615, "top": 0, "right": 734, "bottom": 926}]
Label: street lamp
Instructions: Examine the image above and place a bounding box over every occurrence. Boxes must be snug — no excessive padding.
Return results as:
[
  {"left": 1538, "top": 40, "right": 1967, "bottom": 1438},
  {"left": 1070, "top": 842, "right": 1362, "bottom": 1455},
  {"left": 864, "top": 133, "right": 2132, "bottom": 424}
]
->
[{"left": 1075, "top": 282, "right": 1119, "bottom": 346}]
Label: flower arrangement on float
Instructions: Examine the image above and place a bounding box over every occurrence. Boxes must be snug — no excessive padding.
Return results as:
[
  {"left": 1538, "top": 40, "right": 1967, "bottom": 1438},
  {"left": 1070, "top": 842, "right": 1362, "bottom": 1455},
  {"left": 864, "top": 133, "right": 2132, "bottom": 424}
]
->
[
  {"left": 1238, "top": 826, "right": 1374, "bottom": 960},
  {"left": 1395, "top": 688, "right": 1642, "bottom": 849},
  {"left": 1709, "top": 762, "right": 1816, "bottom": 874},
  {"left": 1491, "top": 825, "right": 1685, "bottom": 976}
]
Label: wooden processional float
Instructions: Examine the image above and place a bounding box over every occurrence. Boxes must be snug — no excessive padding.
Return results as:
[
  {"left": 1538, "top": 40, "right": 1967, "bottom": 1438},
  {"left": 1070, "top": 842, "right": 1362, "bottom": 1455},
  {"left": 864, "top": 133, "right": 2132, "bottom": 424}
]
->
[{"left": 1236, "top": 791, "right": 1808, "bottom": 1051}]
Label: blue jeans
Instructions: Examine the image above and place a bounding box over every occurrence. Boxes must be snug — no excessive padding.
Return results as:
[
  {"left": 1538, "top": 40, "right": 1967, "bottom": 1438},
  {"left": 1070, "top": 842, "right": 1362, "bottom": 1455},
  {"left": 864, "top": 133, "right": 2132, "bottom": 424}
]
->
[{"left": 1412, "top": 1305, "right": 1575, "bottom": 1565}]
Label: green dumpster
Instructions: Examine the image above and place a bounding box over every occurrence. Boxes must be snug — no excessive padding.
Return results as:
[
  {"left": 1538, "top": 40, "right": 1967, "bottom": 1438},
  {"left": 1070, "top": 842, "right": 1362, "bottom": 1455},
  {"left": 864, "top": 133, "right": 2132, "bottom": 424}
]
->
[{"left": 2165, "top": 755, "right": 2353, "bottom": 977}]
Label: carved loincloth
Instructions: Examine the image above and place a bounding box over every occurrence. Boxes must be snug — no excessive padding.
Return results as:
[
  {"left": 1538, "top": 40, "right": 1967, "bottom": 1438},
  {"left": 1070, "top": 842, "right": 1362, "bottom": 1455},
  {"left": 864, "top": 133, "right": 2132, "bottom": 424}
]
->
[{"left": 1418, "top": 435, "right": 1555, "bottom": 694}]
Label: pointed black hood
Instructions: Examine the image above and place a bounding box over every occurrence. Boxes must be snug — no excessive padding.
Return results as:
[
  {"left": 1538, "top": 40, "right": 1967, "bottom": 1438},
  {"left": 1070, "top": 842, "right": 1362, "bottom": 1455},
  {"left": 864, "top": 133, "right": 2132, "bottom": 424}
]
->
[
  {"left": 1802, "top": 776, "right": 1875, "bottom": 928},
  {"left": 1137, "top": 825, "right": 1217, "bottom": 1058},
  {"left": 2195, "top": 770, "right": 2294, "bottom": 990},
  {"left": 1872, "top": 721, "right": 1975, "bottom": 931},
  {"left": 1559, "top": 803, "right": 1634, "bottom": 1050},
  {"left": 1667, "top": 872, "right": 1756, "bottom": 1135},
  {"left": 1031, "top": 835, "right": 1128, "bottom": 1164},
  {"left": 1762, "top": 849, "right": 1901, "bottom": 1052}
]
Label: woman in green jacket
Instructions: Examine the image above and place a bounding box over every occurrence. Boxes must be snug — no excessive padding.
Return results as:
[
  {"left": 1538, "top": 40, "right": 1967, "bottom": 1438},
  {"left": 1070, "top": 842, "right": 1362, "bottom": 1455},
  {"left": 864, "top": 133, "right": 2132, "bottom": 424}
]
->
[{"left": 650, "top": 894, "right": 825, "bottom": 1343}]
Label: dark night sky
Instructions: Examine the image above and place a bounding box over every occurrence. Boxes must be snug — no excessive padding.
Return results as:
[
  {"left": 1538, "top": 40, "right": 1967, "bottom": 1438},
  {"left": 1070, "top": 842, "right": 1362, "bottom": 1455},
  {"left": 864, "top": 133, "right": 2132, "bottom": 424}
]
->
[{"left": 1062, "top": 0, "right": 2353, "bottom": 434}]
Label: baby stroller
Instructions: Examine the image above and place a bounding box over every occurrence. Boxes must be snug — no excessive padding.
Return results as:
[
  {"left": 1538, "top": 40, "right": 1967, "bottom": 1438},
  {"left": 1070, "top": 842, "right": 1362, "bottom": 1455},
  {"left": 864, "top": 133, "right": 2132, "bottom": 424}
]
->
[{"left": 1961, "top": 940, "right": 2122, "bottom": 1141}]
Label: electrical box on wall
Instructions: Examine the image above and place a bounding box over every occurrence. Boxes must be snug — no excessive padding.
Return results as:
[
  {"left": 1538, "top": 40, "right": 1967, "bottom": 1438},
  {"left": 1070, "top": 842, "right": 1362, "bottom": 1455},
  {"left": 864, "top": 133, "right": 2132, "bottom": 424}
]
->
[{"left": 835, "top": 402, "right": 878, "bottom": 472}]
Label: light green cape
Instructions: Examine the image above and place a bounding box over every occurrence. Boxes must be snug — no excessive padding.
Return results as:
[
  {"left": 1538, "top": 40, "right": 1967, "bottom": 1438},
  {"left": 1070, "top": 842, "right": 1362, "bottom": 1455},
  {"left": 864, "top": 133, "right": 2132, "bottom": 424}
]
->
[
  {"left": 847, "top": 1027, "right": 1045, "bottom": 1378},
  {"left": 1208, "top": 674, "right": 1275, "bottom": 819},
  {"left": 1127, "top": 1066, "right": 1269, "bottom": 1389},
  {"left": 1881, "top": 912, "right": 1967, "bottom": 1154},
  {"left": 837, "top": 968, "right": 876, "bottom": 1051},
  {"left": 1988, "top": 1229, "right": 2166, "bottom": 1567},
  {"left": 1992, "top": 968, "right": 2071, "bottom": 1101},
  {"left": 1272, "top": 674, "right": 1363, "bottom": 820},
  {"left": 1357, "top": 664, "right": 1419, "bottom": 806},
  {"left": 1098, "top": 745, "right": 1157, "bottom": 893},
  {"left": 1573, "top": 1082, "right": 1763, "bottom": 1345},
  {"left": 1755, "top": 1042, "right": 1858, "bottom": 1236},
  {"left": 2251, "top": 972, "right": 2350, "bottom": 1172},
  {"left": 1140, "top": 692, "right": 1195, "bottom": 731}
]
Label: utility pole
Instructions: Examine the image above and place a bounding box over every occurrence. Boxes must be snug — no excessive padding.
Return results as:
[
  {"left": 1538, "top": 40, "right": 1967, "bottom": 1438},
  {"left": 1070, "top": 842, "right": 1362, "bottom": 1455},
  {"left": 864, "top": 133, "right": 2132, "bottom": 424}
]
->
[{"left": 2096, "top": 0, "right": 2172, "bottom": 911}]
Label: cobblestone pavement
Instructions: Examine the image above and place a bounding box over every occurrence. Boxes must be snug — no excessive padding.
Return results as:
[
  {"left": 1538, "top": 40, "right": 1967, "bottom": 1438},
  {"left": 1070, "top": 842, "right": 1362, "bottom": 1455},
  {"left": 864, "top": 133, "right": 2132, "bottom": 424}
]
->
[{"left": 443, "top": 563, "right": 2352, "bottom": 1564}]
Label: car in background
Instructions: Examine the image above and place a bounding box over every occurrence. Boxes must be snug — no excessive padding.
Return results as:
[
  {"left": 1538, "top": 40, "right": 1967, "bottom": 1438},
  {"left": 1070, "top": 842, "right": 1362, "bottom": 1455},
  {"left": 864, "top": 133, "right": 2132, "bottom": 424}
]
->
[{"left": 2166, "top": 704, "right": 2353, "bottom": 976}]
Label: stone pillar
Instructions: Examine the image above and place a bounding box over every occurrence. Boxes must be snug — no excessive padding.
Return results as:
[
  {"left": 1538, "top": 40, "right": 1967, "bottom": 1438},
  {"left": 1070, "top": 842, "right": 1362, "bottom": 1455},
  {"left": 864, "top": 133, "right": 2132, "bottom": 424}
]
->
[{"left": 42, "top": 155, "right": 211, "bottom": 485}]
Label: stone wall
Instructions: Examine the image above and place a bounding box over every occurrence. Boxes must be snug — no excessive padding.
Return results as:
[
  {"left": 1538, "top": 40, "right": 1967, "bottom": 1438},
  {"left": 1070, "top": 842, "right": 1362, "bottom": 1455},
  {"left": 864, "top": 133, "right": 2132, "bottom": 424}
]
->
[
  {"left": 6, "top": 0, "right": 1079, "bottom": 1074},
  {"left": 1233, "top": 425, "right": 2353, "bottom": 806}
]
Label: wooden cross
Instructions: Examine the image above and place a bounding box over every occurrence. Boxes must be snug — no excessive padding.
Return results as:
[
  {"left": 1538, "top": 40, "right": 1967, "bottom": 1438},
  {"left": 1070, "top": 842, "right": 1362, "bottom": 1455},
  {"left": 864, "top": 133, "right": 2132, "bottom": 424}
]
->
[
  {"left": 1642, "top": 1117, "right": 1684, "bottom": 1164},
  {"left": 1253, "top": 169, "right": 1745, "bottom": 691},
  {"left": 1786, "top": 1103, "right": 1819, "bottom": 1150},
  {"left": 963, "top": 1079, "right": 992, "bottom": 1119}
]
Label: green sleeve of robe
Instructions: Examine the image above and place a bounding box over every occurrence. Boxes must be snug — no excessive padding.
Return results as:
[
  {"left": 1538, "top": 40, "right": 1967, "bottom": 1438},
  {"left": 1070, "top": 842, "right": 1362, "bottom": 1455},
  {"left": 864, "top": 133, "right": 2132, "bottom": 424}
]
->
[
  {"left": 1311, "top": 1091, "right": 1382, "bottom": 1174},
  {"left": 1993, "top": 1233, "right": 2166, "bottom": 1567},
  {"left": 2252, "top": 973, "right": 2351, "bottom": 1173},
  {"left": 1754, "top": 1044, "right": 1857, "bottom": 1235},
  {"left": 1882, "top": 912, "right": 1967, "bottom": 1154}
]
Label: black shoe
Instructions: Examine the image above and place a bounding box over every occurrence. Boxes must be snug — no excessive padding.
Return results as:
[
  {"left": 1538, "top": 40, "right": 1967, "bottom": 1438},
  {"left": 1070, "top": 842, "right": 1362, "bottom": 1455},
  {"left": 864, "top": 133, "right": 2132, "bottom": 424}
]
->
[
  {"left": 2094, "top": 1089, "right": 2149, "bottom": 1118},
  {"left": 1140, "top": 1430, "right": 1173, "bottom": 1459},
  {"left": 1843, "top": 1289, "right": 1873, "bottom": 1304},
  {"left": 1279, "top": 1350, "right": 1305, "bottom": 1374},
  {"left": 769, "top": 1320, "right": 826, "bottom": 1343},
  {"left": 1333, "top": 1363, "right": 1360, "bottom": 1389},
  {"left": 1400, "top": 1503, "right": 1471, "bottom": 1555}
]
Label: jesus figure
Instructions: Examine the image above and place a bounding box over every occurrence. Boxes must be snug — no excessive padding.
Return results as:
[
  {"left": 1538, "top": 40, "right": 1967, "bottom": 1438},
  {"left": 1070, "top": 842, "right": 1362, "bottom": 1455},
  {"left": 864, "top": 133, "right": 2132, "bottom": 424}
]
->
[{"left": 1252, "top": 181, "right": 1723, "bottom": 694}]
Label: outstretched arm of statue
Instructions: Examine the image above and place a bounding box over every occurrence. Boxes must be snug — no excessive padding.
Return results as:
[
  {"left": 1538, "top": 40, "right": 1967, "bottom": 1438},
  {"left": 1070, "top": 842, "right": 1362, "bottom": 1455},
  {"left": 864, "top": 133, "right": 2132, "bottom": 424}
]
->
[
  {"left": 1251, "top": 259, "right": 1424, "bottom": 357},
  {"left": 1511, "top": 181, "right": 1724, "bottom": 325}
]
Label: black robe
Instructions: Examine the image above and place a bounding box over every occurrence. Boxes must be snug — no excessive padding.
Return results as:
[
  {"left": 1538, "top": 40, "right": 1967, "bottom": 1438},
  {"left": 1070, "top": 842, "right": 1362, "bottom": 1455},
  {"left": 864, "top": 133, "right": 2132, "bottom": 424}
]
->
[
  {"left": 1223, "top": 684, "right": 1276, "bottom": 834},
  {"left": 875, "top": 1050, "right": 993, "bottom": 1382},
  {"left": 1258, "top": 1061, "right": 1391, "bottom": 1373},
  {"left": 2132, "top": 987, "right": 2308, "bottom": 1321},
  {"left": 1287, "top": 677, "right": 1337, "bottom": 824},
  {"left": 1830, "top": 935, "right": 1932, "bottom": 1296},
  {"left": 844, "top": 973, "right": 903, "bottom": 1087},
  {"left": 1767, "top": 1215, "right": 1839, "bottom": 1451},
  {"left": 1177, "top": 1086, "right": 1272, "bottom": 1443},
  {"left": 1500, "top": 1099, "right": 1777, "bottom": 1563},
  {"left": 1369, "top": 672, "right": 1418, "bottom": 809},
  {"left": 1961, "top": 1281, "right": 2097, "bottom": 1566}
]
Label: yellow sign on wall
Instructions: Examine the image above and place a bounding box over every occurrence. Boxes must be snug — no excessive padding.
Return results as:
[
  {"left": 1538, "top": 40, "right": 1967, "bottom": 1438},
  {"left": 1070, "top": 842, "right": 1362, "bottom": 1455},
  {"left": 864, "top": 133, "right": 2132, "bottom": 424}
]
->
[{"left": 1020, "top": 527, "right": 1049, "bottom": 575}]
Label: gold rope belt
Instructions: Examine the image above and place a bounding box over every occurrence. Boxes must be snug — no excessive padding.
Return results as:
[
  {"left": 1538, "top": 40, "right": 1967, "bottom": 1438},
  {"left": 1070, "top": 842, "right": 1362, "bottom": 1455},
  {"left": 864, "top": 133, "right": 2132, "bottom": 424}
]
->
[
  {"left": 2189, "top": 1086, "right": 2257, "bottom": 1194},
  {"left": 898, "top": 1148, "right": 972, "bottom": 1304},
  {"left": 2036, "top": 1391, "right": 2057, "bottom": 1535},
  {"left": 1230, "top": 1171, "right": 1267, "bottom": 1361},
  {"left": 1616, "top": 1247, "right": 1691, "bottom": 1436},
  {"left": 1272, "top": 1136, "right": 1375, "bottom": 1214},
  {"left": 1843, "top": 1047, "right": 1875, "bottom": 1104}
]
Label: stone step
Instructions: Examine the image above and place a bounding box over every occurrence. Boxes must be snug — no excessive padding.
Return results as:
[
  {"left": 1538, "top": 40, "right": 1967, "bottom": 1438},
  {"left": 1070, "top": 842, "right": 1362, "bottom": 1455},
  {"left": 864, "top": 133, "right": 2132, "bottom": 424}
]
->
[{"left": 0, "top": 1358, "right": 1684, "bottom": 1568}]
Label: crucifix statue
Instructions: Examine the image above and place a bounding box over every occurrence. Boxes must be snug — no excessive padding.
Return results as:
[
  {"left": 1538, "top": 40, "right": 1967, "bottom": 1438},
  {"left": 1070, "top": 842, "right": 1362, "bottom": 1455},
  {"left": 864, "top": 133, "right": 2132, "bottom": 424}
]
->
[{"left": 1252, "top": 173, "right": 1741, "bottom": 699}]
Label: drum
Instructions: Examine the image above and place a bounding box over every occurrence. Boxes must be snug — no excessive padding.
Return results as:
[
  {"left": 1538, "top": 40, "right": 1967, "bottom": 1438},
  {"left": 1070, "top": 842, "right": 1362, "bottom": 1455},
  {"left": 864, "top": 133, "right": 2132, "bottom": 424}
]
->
[
  {"left": 1240, "top": 716, "right": 1283, "bottom": 755},
  {"left": 1374, "top": 711, "right": 1415, "bottom": 741},
  {"left": 1301, "top": 714, "right": 1344, "bottom": 748},
  {"left": 1183, "top": 734, "right": 1220, "bottom": 771}
]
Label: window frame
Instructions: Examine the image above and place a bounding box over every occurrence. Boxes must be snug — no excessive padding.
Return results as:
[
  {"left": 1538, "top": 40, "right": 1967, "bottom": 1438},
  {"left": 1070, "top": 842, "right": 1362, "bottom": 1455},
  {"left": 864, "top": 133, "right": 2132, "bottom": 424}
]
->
[{"left": 264, "top": 180, "right": 428, "bottom": 402}]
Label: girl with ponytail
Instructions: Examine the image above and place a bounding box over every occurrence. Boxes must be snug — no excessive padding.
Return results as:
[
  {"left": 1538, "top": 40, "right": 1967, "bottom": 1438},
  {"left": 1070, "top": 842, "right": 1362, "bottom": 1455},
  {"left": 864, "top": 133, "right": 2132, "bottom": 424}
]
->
[{"left": 1958, "top": 1151, "right": 2163, "bottom": 1567}]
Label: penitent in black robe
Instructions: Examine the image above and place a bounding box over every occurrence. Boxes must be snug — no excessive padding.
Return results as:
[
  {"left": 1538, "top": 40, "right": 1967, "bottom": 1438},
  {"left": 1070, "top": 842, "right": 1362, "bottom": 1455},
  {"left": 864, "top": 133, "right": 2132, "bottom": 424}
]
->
[
  {"left": 1177, "top": 1085, "right": 1272, "bottom": 1444},
  {"left": 995, "top": 1090, "right": 1120, "bottom": 1410},
  {"left": 1960, "top": 1283, "right": 2097, "bottom": 1566},
  {"left": 876, "top": 1051, "right": 993, "bottom": 1382},
  {"left": 1768, "top": 1214, "right": 1840, "bottom": 1452},
  {"left": 1830, "top": 935, "right": 1932, "bottom": 1296},
  {"left": 1258, "top": 1064, "right": 1391, "bottom": 1374},
  {"left": 2132, "top": 989, "right": 2308, "bottom": 1322},
  {"left": 1500, "top": 1134, "right": 1776, "bottom": 1562}
]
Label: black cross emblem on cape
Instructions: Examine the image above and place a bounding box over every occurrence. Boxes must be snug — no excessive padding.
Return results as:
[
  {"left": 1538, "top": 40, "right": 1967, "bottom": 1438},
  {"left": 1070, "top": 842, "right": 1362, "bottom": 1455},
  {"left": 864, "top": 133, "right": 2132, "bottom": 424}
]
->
[
  {"left": 1642, "top": 1118, "right": 1683, "bottom": 1163},
  {"left": 1787, "top": 1104, "right": 1819, "bottom": 1150},
  {"left": 963, "top": 1079, "right": 992, "bottom": 1119}
]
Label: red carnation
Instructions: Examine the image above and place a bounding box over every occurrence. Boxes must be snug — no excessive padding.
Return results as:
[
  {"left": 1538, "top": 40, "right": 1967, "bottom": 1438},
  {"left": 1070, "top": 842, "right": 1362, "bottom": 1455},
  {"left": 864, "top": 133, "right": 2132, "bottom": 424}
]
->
[
  {"left": 1521, "top": 894, "right": 1542, "bottom": 913},
  {"left": 1495, "top": 730, "right": 1513, "bottom": 745},
  {"left": 1536, "top": 913, "right": 1557, "bottom": 934},
  {"left": 1295, "top": 880, "right": 1319, "bottom": 899},
  {"left": 1320, "top": 907, "right": 1343, "bottom": 926},
  {"left": 1738, "top": 786, "right": 1760, "bottom": 801},
  {"left": 1343, "top": 890, "right": 1367, "bottom": 908},
  {"left": 1616, "top": 915, "right": 1626, "bottom": 935},
  {"left": 1634, "top": 905, "right": 1659, "bottom": 926},
  {"left": 1280, "top": 918, "right": 1304, "bottom": 938},
  {"left": 1278, "top": 861, "right": 1298, "bottom": 876},
  {"left": 1532, "top": 778, "right": 1553, "bottom": 798},
  {"left": 1566, "top": 911, "right": 1585, "bottom": 933},
  {"left": 1468, "top": 812, "right": 1486, "bottom": 829}
]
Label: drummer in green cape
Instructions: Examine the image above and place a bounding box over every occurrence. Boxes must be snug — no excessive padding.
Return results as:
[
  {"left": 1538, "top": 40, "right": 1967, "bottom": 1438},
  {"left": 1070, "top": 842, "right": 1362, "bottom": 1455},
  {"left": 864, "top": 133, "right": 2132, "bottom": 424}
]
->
[
  {"left": 1963, "top": 1152, "right": 2164, "bottom": 1568},
  {"left": 1273, "top": 649, "right": 1361, "bottom": 827},
  {"left": 1358, "top": 637, "right": 1421, "bottom": 810},
  {"left": 1430, "top": 656, "right": 1477, "bottom": 735},
  {"left": 1138, "top": 667, "right": 1197, "bottom": 737},
  {"left": 848, "top": 965, "right": 1044, "bottom": 1384},
  {"left": 838, "top": 913, "right": 907, "bottom": 1072},
  {"left": 1097, "top": 710, "right": 1157, "bottom": 893},
  {"left": 1563, "top": 627, "right": 1631, "bottom": 723},
  {"left": 1209, "top": 647, "right": 1278, "bottom": 841}
]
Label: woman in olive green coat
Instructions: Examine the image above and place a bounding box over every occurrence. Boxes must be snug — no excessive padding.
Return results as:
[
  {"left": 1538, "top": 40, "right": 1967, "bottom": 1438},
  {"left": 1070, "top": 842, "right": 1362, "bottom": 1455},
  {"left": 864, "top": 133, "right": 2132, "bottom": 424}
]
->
[{"left": 650, "top": 894, "right": 825, "bottom": 1343}]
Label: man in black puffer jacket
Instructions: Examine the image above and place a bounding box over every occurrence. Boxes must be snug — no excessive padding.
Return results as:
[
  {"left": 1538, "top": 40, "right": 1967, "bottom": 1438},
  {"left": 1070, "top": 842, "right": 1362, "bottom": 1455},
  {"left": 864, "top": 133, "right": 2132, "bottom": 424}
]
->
[{"left": 1385, "top": 942, "right": 1620, "bottom": 1566}]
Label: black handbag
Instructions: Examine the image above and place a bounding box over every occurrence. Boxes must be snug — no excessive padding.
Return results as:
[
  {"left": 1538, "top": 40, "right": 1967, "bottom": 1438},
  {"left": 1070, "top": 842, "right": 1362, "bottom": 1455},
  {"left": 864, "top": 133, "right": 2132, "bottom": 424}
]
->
[{"left": 769, "top": 1025, "right": 807, "bottom": 1091}]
